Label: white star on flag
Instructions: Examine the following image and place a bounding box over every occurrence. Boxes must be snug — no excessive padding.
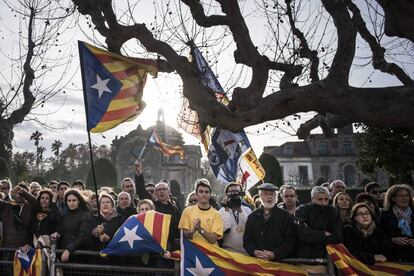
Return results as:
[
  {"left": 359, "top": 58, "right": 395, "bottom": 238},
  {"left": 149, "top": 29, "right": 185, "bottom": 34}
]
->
[
  {"left": 17, "top": 250, "right": 30, "bottom": 263},
  {"left": 118, "top": 225, "right": 142, "bottom": 248},
  {"left": 186, "top": 256, "right": 215, "bottom": 276},
  {"left": 91, "top": 74, "right": 112, "bottom": 98}
]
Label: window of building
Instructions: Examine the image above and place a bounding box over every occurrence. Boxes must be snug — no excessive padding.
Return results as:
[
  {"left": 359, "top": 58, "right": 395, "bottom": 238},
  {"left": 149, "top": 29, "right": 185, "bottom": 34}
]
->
[
  {"left": 320, "top": 165, "right": 330, "bottom": 180},
  {"left": 285, "top": 146, "right": 294, "bottom": 156},
  {"left": 280, "top": 165, "right": 284, "bottom": 180},
  {"left": 343, "top": 141, "right": 352, "bottom": 154},
  {"left": 298, "top": 166, "right": 309, "bottom": 185},
  {"left": 344, "top": 165, "right": 356, "bottom": 186},
  {"left": 319, "top": 141, "right": 329, "bottom": 155}
]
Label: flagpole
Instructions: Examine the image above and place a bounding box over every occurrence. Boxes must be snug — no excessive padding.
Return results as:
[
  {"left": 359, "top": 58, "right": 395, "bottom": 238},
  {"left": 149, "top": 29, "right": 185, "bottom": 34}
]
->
[
  {"left": 138, "top": 128, "right": 155, "bottom": 160},
  {"left": 78, "top": 41, "right": 100, "bottom": 212}
]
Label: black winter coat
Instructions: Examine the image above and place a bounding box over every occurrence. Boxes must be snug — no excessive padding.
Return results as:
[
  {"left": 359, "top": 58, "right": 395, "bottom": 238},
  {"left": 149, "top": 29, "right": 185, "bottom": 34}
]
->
[
  {"left": 88, "top": 213, "right": 125, "bottom": 251},
  {"left": 380, "top": 208, "right": 414, "bottom": 262},
  {"left": 57, "top": 208, "right": 90, "bottom": 253},
  {"left": 295, "top": 203, "right": 343, "bottom": 258},
  {"left": 243, "top": 206, "right": 296, "bottom": 260},
  {"left": 343, "top": 223, "right": 390, "bottom": 265},
  {"left": 32, "top": 206, "right": 59, "bottom": 238},
  {"left": 117, "top": 206, "right": 137, "bottom": 219},
  {"left": 0, "top": 190, "right": 37, "bottom": 247}
]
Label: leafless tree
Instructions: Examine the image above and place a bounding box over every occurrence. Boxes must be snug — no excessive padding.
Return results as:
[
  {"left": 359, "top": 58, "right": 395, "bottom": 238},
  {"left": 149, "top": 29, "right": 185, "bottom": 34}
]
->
[
  {"left": 71, "top": 0, "right": 414, "bottom": 141},
  {"left": 0, "top": 0, "right": 76, "bottom": 160}
]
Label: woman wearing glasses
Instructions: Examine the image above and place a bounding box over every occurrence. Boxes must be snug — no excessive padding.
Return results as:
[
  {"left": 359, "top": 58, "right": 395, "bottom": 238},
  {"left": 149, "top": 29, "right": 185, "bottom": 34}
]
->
[
  {"left": 380, "top": 184, "right": 414, "bottom": 262},
  {"left": 343, "top": 203, "right": 389, "bottom": 265}
]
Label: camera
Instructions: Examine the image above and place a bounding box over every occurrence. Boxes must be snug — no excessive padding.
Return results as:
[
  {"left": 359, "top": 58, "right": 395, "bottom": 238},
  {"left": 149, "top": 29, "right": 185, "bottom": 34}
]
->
[{"left": 227, "top": 191, "right": 244, "bottom": 209}]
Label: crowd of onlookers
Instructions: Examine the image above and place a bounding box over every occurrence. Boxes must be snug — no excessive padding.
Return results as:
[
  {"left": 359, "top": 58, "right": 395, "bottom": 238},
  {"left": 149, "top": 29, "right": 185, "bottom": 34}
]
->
[{"left": 0, "top": 159, "right": 413, "bottom": 272}]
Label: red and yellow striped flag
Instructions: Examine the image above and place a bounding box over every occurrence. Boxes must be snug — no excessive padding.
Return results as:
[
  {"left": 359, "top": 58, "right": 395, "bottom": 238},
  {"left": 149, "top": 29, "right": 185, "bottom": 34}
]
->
[
  {"left": 326, "top": 244, "right": 414, "bottom": 276},
  {"left": 192, "top": 239, "right": 308, "bottom": 276},
  {"left": 79, "top": 41, "right": 158, "bottom": 133},
  {"left": 148, "top": 128, "right": 185, "bottom": 159},
  {"left": 136, "top": 210, "right": 171, "bottom": 251}
]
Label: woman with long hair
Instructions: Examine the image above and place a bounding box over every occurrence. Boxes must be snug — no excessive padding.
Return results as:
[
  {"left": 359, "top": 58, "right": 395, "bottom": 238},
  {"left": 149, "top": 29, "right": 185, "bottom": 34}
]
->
[
  {"left": 51, "top": 189, "right": 90, "bottom": 263},
  {"left": 380, "top": 184, "right": 414, "bottom": 262},
  {"left": 344, "top": 203, "right": 389, "bottom": 265},
  {"left": 32, "top": 189, "right": 59, "bottom": 244},
  {"left": 333, "top": 192, "right": 353, "bottom": 225}
]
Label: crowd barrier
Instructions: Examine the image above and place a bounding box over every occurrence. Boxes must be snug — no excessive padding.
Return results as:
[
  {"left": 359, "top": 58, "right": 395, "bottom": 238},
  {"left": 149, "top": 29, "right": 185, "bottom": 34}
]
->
[{"left": 0, "top": 245, "right": 336, "bottom": 276}]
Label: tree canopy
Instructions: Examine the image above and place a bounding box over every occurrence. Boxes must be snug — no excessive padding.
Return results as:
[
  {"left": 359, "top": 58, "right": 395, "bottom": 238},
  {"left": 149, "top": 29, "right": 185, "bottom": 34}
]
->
[
  {"left": 70, "top": 0, "right": 414, "bottom": 139},
  {"left": 357, "top": 125, "right": 414, "bottom": 185}
]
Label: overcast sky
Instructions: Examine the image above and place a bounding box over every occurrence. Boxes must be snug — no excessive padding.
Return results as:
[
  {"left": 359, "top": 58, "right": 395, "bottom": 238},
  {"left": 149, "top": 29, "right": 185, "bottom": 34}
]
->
[{"left": 1, "top": 1, "right": 410, "bottom": 158}]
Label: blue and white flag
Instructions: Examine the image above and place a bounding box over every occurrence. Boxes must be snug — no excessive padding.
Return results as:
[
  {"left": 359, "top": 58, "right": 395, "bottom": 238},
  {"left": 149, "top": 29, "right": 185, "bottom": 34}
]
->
[
  {"left": 101, "top": 215, "right": 164, "bottom": 256},
  {"left": 208, "top": 129, "right": 251, "bottom": 183},
  {"left": 189, "top": 42, "right": 265, "bottom": 187},
  {"left": 180, "top": 236, "right": 224, "bottom": 276}
]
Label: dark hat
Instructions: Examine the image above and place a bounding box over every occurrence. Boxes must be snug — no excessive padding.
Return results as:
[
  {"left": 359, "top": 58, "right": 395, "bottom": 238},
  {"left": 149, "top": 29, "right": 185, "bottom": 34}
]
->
[{"left": 258, "top": 183, "right": 278, "bottom": 191}]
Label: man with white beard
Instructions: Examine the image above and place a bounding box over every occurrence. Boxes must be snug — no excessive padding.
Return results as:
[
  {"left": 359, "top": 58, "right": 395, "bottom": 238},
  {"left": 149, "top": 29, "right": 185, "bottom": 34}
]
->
[{"left": 243, "top": 183, "right": 296, "bottom": 261}]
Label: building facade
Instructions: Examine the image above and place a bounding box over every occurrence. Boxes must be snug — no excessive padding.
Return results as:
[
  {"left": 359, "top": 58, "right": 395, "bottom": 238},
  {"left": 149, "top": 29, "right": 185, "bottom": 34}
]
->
[
  {"left": 111, "top": 110, "right": 202, "bottom": 194},
  {"left": 264, "top": 126, "right": 388, "bottom": 187}
]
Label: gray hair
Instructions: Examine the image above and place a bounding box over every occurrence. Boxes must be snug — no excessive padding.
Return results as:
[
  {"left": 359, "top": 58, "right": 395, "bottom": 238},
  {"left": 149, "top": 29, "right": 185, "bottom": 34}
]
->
[
  {"left": 155, "top": 182, "right": 170, "bottom": 191},
  {"left": 329, "top": 180, "right": 345, "bottom": 190},
  {"left": 117, "top": 191, "right": 131, "bottom": 202},
  {"left": 311, "top": 186, "right": 330, "bottom": 199}
]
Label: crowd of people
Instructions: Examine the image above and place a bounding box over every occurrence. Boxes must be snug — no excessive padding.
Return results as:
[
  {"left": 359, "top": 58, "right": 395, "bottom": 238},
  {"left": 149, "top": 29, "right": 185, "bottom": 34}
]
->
[{"left": 0, "top": 160, "right": 413, "bottom": 272}]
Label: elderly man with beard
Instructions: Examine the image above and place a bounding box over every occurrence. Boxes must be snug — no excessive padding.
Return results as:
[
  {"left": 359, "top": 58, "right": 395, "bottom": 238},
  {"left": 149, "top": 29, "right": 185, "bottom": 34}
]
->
[
  {"left": 243, "top": 183, "right": 296, "bottom": 261},
  {"left": 295, "top": 186, "right": 343, "bottom": 258}
]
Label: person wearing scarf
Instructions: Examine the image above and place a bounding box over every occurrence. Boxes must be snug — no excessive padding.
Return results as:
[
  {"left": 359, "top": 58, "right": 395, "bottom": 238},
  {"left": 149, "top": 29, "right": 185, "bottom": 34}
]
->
[
  {"left": 88, "top": 193, "right": 124, "bottom": 264},
  {"left": 380, "top": 184, "right": 414, "bottom": 262},
  {"left": 344, "top": 203, "right": 390, "bottom": 265}
]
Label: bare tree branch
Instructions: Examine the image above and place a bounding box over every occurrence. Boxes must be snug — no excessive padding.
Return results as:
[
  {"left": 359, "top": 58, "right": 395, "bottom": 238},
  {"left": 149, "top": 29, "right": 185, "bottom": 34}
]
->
[
  {"left": 347, "top": 0, "right": 414, "bottom": 86},
  {"left": 375, "top": 0, "right": 414, "bottom": 43},
  {"left": 285, "top": 0, "right": 319, "bottom": 83},
  {"left": 70, "top": 0, "right": 414, "bottom": 140},
  {"left": 321, "top": 0, "right": 356, "bottom": 84}
]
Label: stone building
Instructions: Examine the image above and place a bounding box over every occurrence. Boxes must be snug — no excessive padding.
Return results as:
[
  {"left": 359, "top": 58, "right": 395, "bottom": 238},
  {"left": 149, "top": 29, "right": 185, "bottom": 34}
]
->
[
  {"left": 111, "top": 110, "right": 202, "bottom": 194},
  {"left": 264, "top": 125, "right": 388, "bottom": 187}
]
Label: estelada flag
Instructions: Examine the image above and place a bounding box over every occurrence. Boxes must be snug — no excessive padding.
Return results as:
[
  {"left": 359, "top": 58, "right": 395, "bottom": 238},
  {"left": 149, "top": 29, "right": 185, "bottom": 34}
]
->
[
  {"left": 101, "top": 214, "right": 165, "bottom": 256},
  {"left": 13, "top": 247, "right": 43, "bottom": 276},
  {"left": 136, "top": 210, "right": 171, "bottom": 251},
  {"left": 181, "top": 237, "right": 308, "bottom": 276},
  {"left": 327, "top": 243, "right": 414, "bottom": 276},
  {"left": 78, "top": 41, "right": 157, "bottom": 133},
  {"left": 148, "top": 128, "right": 185, "bottom": 159}
]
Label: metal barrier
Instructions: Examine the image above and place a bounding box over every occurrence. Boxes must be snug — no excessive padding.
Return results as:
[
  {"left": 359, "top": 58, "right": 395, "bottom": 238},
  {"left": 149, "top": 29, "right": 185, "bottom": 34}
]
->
[
  {"left": 281, "top": 257, "right": 335, "bottom": 276},
  {"left": 1, "top": 245, "right": 335, "bottom": 276}
]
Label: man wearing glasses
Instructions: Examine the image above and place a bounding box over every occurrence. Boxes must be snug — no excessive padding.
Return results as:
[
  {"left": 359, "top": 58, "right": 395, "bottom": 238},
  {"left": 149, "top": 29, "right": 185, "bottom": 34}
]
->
[
  {"left": 219, "top": 182, "right": 251, "bottom": 254},
  {"left": 365, "top": 182, "right": 383, "bottom": 208},
  {"left": 179, "top": 179, "right": 223, "bottom": 244}
]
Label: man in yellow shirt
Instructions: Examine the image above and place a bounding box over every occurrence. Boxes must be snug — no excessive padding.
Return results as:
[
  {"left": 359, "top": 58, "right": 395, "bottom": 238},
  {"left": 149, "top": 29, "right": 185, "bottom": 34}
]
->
[{"left": 179, "top": 179, "right": 223, "bottom": 244}]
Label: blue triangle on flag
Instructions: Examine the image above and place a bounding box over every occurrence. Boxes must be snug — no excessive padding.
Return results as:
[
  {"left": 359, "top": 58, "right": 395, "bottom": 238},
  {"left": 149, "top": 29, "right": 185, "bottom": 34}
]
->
[
  {"left": 181, "top": 238, "right": 224, "bottom": 276},
  {"left": 101, "top": 215, "right": 164, "bottom": 256},
  {"left": 17, "top": 247, "right": 36, "bottom": 271},
  {"left": 78, "top": 41, "right": 123, "bottom": 130}
]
